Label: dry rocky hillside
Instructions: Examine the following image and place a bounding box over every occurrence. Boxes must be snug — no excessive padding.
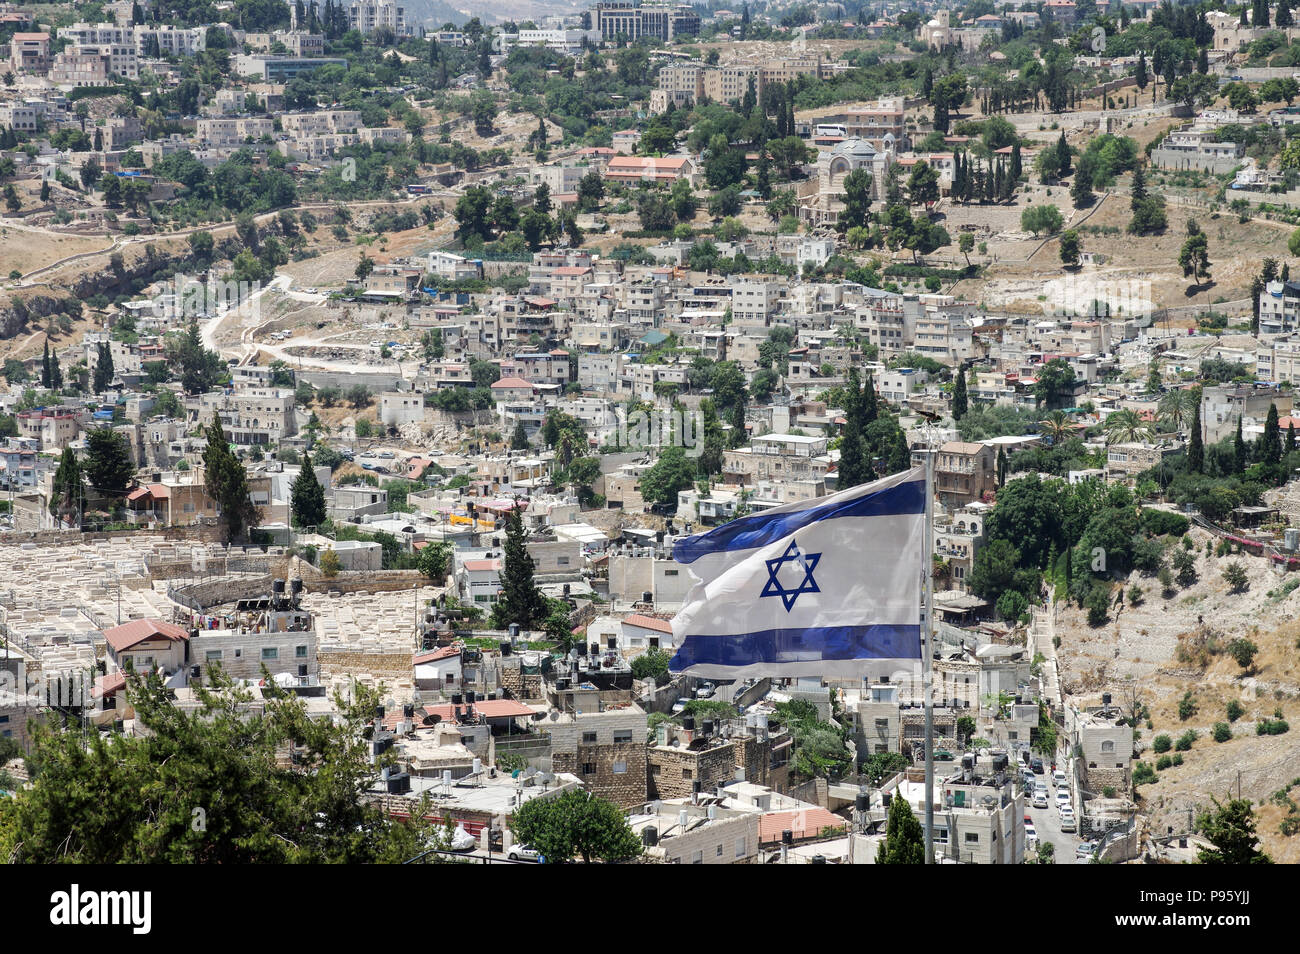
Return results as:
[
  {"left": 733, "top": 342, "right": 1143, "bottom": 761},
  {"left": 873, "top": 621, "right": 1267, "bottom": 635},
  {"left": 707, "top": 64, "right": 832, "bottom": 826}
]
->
[{"left": 1056, "top": 526, "right": 1300, "bottom": 861}]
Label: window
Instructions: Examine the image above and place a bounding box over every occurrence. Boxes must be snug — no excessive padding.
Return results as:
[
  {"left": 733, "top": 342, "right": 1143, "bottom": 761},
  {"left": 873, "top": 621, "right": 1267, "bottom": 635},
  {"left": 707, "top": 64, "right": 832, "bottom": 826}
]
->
[
  {"left": 557, "top": 556, "right": 569, "bottom": 566},
  {"left": 295, "top": 645, "right": 308, "bottom": 658},
  {"left": 582, "top": 731, "right": 598, "bottom": 743},
  {"left": 1101, "top": 740, "right": 1115, "bottom": 753},
  {"left": 613, "top": 730, "right": 633, "bottom": 744},
  {"left": 682, "top": 768, "right": 693, "bottom": 780},
  {"left": 582, "top": 763, "right": 596, "bottom": 775},
  {"left": 965, "top": 832, "right": 980, "bottom": 844},
  {"left": 650, "top": 764, "right": 661, "bottom": 775},
  {"left": 735, "top": 837, "right": 746, "bottom": 858},
  {"left": 716, "top": 844, "right": 724, "bottom": 857},
  {"left": 205, "top": 650, "right": 223, "bottom": 662},
  {"left": 664, "top": 569, "right": 678, "bottom": 576},
  {"left": 0, "top": 715, "right": 8, "bottom": 724},
  {"left": 691, "top": 851, "right": 703, "bottom": 864},
  {"left": 262, "top": 648, "right": 278, "bottom": 661},
  {"left": 613, "top": 761, "right": 627, "bottom": 774},
  {"left": 234, "top": 649, "right": 242, "bottom": 658}
]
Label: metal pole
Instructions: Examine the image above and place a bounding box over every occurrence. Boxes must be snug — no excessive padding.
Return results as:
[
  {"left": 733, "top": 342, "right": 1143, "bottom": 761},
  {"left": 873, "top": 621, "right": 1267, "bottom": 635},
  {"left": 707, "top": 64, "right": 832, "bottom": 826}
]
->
[{"left": 924, "top": 448, "right": 935, "bottom": 865}]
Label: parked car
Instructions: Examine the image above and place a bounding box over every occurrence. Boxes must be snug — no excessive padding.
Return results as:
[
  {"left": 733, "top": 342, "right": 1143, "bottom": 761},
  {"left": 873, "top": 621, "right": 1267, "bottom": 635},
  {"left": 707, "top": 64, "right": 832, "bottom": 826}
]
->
[
  {"left": 670, "top": 698, "right": 690, "bottom": 714},
  {"left": 1052, "top": 769, "right": 1068, "bottom": 788},
  {"left": 695, "top": 682, "right": 715, "bottom": 699},
  {"left": 1076, "top": 841, "right": 1098, "bottom": 862},
  {"left": 1031, "top": 758, "right": 1045, "bottom": 774},
  {"left": 1058, "top": 807, "right": 1077, "bottom": 833},
  {"left": 1024, "top": 818, "right": 1038, "bottom": 850},
  {"left": 507, "top": 843, "right": 540, "bottom": 862},
  {"left": 1055, "top": 789, "right": 1071, "bottom": 808},
  {"left": 1033, "top": 787, "right": 1049, "bottom": 809}
]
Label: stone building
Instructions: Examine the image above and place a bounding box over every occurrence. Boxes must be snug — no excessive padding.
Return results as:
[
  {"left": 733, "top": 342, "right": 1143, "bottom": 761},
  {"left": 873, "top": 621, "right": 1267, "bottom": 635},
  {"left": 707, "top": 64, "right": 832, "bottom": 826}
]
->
[{"left": 548, "top": 704, "right": 649, "bottom": 808}]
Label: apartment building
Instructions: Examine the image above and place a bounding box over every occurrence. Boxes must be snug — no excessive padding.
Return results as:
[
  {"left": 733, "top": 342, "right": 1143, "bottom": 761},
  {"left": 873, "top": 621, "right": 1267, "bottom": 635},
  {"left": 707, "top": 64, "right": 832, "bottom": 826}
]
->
[
  {"left": 592, "top": 0, "right": 700, "bottom": 41},
  {"left": 10, "top": 32, "right": 50, "bottom": 73},
  {"left": 347, "top": 0, "right": 409, "bottom": 35},
  {"left": 934, "top": 441, "right": 996, "bottom": 508},
  {"left": 194, "top": 388, "right": 297, "bottom": 446},
  {"left": 196, "top": 117, "right": 275, "bottom": 148}
]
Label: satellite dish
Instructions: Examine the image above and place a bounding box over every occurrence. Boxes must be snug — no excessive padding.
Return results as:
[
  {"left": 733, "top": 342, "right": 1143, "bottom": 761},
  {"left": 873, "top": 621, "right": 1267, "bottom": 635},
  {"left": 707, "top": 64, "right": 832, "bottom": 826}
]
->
[
  {"left": 548, "top": 708, "right": 560, "bottom": 721},
  {"left": 385, "top": 697, "right": 397, "bottom": 710},
  {"left": 540, "top": 772, "right": 555, "bottom": 786}
]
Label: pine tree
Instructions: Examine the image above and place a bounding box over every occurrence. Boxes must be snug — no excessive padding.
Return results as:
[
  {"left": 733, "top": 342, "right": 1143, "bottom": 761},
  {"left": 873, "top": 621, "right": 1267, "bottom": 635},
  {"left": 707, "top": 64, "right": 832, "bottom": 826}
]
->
[
  {"left": 1189, "top": 403, "right": 1204, "bottom": 474},
  {"left": 1010, "top": 142, "right": 1022, "bottom": 181},
  {"left": 952, "top": 366, "right": 968, "bottom": 420},
  {"left": 41, "top": 340, "right": 50, "bottom": 389},
  {"left": 50, "top": 352, "right": 62, "bottom": 391},
  {"left": 996, "top": 445, "right": 1007, "bottom": 488},
  {"left": 1130, "top": 163, "right": 1147, "bottom": 212},
  {"left": 290, "top": 452, "right": 326, "bottom": 528},
  {"left": 494, "top": 504, "right": 548, "bottom": 630}
]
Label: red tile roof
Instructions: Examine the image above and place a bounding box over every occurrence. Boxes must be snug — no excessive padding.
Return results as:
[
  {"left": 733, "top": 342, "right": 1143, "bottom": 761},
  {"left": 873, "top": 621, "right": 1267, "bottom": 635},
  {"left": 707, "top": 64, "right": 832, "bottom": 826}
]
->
[
  {"left": 103, "top": 618, "right": 189, "bottom": 653},
  {"left": 623, "top": 614, "right": 673, "bottom": 634},
  {"left": 413, "top": 645, "right": 461, "bottom": 665},
  {"left": 758, "top": 808, "right": 847, "bottom": 844},
  {"left": 490, "top": 376, "right": 535, "bottom": 390},
  {"left": 425, "top": 699, "right": 538, "bottom": 721}
]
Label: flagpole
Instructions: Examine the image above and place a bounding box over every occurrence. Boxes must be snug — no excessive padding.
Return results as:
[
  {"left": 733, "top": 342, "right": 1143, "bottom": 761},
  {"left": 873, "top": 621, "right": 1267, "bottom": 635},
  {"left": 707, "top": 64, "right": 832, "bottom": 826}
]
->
[{"left": 923, "top": 445, "right": 935, "bottom": 864}]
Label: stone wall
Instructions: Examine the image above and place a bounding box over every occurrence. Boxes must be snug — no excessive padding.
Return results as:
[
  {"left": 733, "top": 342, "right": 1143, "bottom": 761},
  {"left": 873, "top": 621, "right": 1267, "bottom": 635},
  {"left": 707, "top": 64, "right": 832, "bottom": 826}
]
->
[
  {"left": 552, "top": 741, "right": 647, "bottom": 808},
  {"left": 318, "top": 648, "right": 412, "bottom": 683},
  {"left": 648, "top": 741, "right": 737, "bottom": 800}
]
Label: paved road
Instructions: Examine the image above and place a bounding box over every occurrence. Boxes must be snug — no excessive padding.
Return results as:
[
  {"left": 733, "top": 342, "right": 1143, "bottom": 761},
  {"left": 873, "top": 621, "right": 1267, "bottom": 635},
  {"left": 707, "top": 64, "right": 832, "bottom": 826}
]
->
[{"left": 1027, "top": 768, "right": 1084, "bottom": 865}]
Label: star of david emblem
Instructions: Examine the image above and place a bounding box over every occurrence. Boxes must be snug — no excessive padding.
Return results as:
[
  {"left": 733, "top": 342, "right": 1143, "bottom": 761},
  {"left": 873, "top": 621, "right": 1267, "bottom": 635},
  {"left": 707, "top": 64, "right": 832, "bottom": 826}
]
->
[{"left": 759, "top": 539, "right": 822, "bottom": 612}]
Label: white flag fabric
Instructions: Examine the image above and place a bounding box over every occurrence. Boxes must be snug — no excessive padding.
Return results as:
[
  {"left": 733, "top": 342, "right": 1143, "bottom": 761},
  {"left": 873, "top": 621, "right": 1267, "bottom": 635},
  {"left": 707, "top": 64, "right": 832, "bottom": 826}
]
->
[{"left": 668, "top": 467, "right": 926, "bottom": 680}]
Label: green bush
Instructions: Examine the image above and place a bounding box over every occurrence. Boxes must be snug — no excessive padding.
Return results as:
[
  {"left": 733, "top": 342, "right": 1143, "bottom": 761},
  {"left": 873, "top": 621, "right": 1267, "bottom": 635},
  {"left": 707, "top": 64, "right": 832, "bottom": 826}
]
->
[
  {"left": 1213, "top": 722, "right": 1232, "bottom": 742},
  {"left": 1132, "top": 761, "right": 1157, "bottom": 785},
  {"left": 1175, "top": 729, "right": 1197, "bottom": 751},
  {"left": 1226, "top": 700, "right": 1245, "bottom": 722},
  {"left": 1258, "top": 718, "right": 1291, "bottom": 736},
  {"left": 1172, "top": 753, "right": 1183, "bottom": 766},
  {"left": 1178, "top": 692, "right": 1197, "bottom": 721},
  {"left": 1156, "top": 755, "right": 1173, "bottom": 770},
  {"left": 1152, "top": 734, "right": 1172, "bottom": 753}
]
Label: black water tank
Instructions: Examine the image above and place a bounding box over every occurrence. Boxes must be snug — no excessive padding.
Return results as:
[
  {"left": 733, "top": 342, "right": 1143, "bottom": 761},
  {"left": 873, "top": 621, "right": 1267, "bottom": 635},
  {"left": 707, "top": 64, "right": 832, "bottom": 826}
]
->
[
  {"left": 375, "top": 705, "right": 385, "bottom": 720},
  {"left": 500, "top": 641, "right": 511, "bottom": 655},
  {"left": 290, "top": 578, "right": 303, "bottom": 595},
  {"left": 273, "top": 579, "right": 286, "bottom": 595},
  {"left": 609, "top": 636, "right": 617, "bottom": 650},
  {"left": 642, "top": 826, "right": 658, "bottom": 847},
  {"left": 855, "top": 794, "right": 869, "bottom": 812},
  {"left": 466, "top": 690, "right": 476, "bottom": 704},
  {"left": 702, "top": 720, "right": 713, "bottom": 735},
  {"left": 589, "top": 643, "right": 600, "bottom": 656},
  {"left": 641, "top": 591, "right": 652, "bottom": 603},
  {"left": 451, "top": 693, "right": 463, "bottom": 706},
  {"left": 563, "top": 583, "right": 570, "bottom": 596},
  {"left": 683, "top": 716, "right": 695, "bottom": 731},
  {"left": 882, "top": 793, "right": 893, "bottom": 808},
  {"left": 782, "top": 829, "right": 793, "bottom": 846},
  {"left": 1102, "top": 692, "right": 1112, "bottom": 705},
  {"left": 509, "top": 623, "right": 520, "bottom": 639}
]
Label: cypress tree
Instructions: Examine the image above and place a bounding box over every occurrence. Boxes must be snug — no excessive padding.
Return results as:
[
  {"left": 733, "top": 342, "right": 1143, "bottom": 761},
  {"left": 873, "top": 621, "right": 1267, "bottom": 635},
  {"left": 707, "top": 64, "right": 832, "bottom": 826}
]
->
[
  {"left": 41, "top": 340, "right": 51, "bottom": 388},
  {"left": 997, "top": 445, "right": 1007, "bottom": 488},
  {"left": 876, "top": 792, "right": 925, "bottom": 864},
  {"left": 1264, "top": 403, "right": 1281, "bottom": 466},
  {"left": 1289, "top": 421, "right": 1297, "bottom": 455},
  {"left": 952, "top": 366, "right": 968, "bottom": 420},
  {"left": 495, "top": 503, "right": 548, "bottom": 630},
  {"left": 203, "top": 413, "right": 258, "bottom": 542},
  {"left": 837, "top": 368, "right": 869, "bottom": 490},
  {"left": 290, "top": 452, "right": 327, "bottom": 528},
  {"left": 1234, "top": 415, "right": 1247, "bottom": 474},
  {"left": 1188, "top": 403, "right": 1204, "bottom": 474}
]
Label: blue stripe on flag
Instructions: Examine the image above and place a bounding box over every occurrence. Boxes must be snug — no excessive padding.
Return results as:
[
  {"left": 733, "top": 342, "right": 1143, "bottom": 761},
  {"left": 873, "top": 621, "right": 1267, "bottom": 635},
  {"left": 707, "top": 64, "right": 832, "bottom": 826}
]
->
[
  {"left": 669, "top": 624, "right": 922, "bottom": 671},
  {"left": 672, "top": 478, "right": 925, "bottom": 565}
]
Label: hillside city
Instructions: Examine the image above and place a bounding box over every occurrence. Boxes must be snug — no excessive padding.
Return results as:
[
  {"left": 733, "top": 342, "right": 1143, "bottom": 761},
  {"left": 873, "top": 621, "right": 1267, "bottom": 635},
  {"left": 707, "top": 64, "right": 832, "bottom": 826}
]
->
[{"left": 0, "top": 0, "right": 1293, "bottom": 867}]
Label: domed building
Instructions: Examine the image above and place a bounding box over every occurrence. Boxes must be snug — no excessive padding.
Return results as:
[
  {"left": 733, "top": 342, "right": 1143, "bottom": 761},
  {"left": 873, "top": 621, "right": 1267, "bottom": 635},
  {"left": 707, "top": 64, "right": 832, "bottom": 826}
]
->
[{"left": 798, "top": 136, "right": 894, "bottom": 229}]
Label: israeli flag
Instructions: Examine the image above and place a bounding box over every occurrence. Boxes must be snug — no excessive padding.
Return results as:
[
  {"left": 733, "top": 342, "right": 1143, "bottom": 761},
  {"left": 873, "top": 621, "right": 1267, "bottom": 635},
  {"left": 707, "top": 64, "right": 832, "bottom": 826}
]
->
[{"left": 668, "top": 467, "right": 926, "bottom": 680}]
